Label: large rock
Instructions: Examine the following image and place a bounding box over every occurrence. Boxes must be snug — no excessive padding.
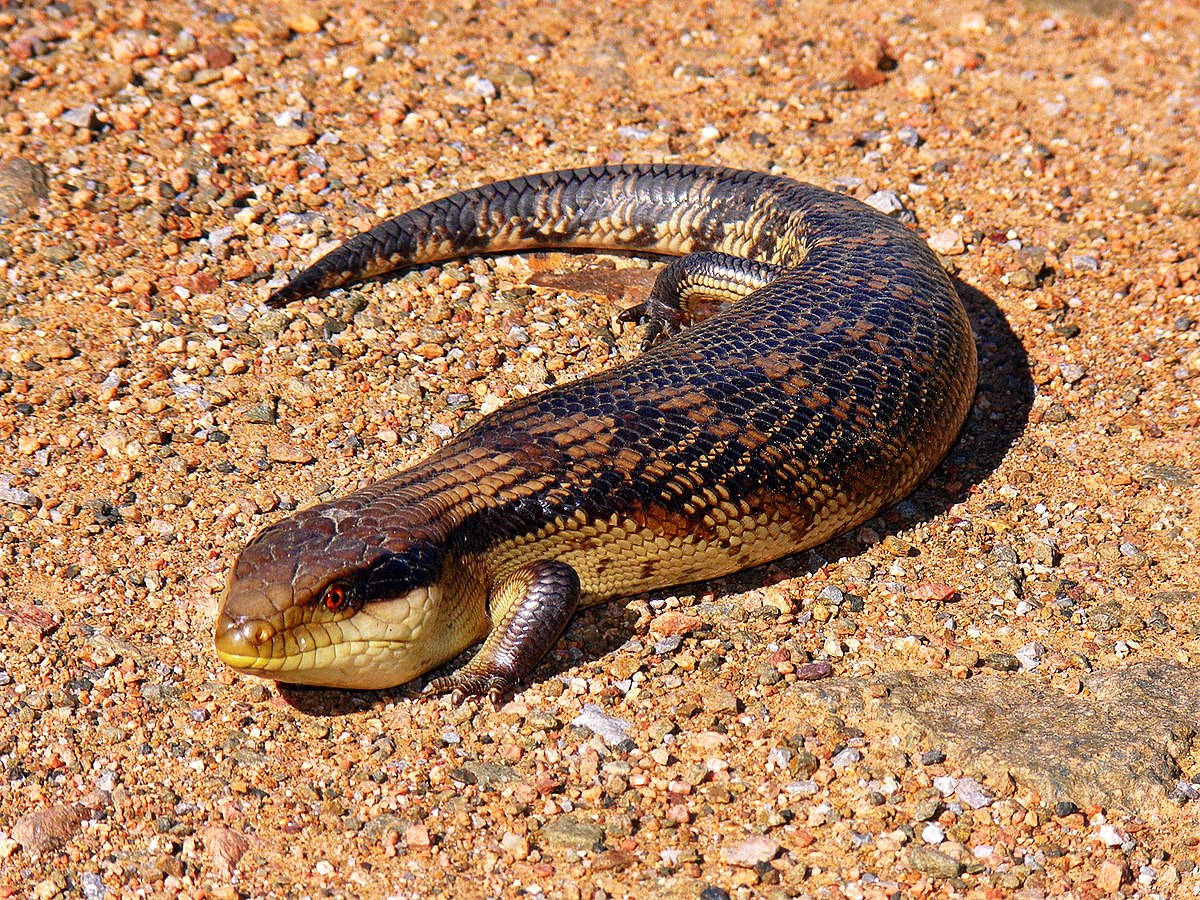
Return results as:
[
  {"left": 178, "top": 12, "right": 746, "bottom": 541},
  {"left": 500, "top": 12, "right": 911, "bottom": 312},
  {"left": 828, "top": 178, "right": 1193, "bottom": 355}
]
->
[
  {"left": 0, "top": 157, "right": 49, "bottom": 221},
  {"left": 797, "top": 660, "right": 1200, "bottom": 814}
]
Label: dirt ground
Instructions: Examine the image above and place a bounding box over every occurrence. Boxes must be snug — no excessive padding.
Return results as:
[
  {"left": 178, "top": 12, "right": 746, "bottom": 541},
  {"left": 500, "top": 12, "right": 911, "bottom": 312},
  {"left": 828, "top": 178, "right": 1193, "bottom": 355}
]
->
[{"left": 1, "top": 0, "right": 1198, "bottom": 896}]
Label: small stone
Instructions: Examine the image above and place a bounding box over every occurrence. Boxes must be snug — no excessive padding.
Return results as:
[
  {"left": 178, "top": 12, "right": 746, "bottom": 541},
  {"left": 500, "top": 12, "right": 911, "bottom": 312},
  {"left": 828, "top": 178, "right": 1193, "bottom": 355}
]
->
[
  {"left": 79, "top": 872, "right": 105, "bottom": 900},
  {"left": 1176, "top": 194, "right": 1200, "bottom": 218},
  {"left": 1008, "top": 268, "right": 1038, "bottom": 289},
  {"left": 0, "top": 157, "right": 50, "bottom": 220},
  {"left": 470, "top": 77, "right": 497, "bottom": 99},
  {"left": 455, "top": 762, "right": 518, "bottom": 788},
  {"left": 794, "top": 661, "right": 834, "bottom": 681},
  {"left": 1096, "top": 859, "right": 1127, "bottom": 893},
  {"left": 281, "top": 127, "right": 318, "bottom": 150},
  {"left": 982, "top": 652, "right": 1020, "bottom": 672},
  {"left": 0, "top": 476, "right": 39, "bottom": 509},
  {"left": 651, "top": 610, "right": 703, "bottom": 637},
  {"left": 701, "top": 685, "right": 740, "bottom": 713},
  {"left": 59, "top": 104, "right": 100, "bottom": 130},
  {"left": 540, "top": 815, "right": 604, "bottom": 851},
  {"left": 928, "top": 228, "right": 965, "bottom": 255},
  {"left": 267, "top": 442, "right": 315, "bottom": 464},
  {"left": 204, "top": 826, "right": 249, "bottom": 878},
  {"left": 948, "top": 648, "right": 979, "bottom": 668},
  {"left": 830, "top": 747, "right": 862, "bottom": 768},
  {"left": 921, "top": 749, "right": 946, "bottom": 765},
  {"left": 45, "top": 339, "right": 76, "bottom": 360},
  {"left": 908, "top": 582, "right": 958, "bottom": 602},
  {"left": 499, "top": 831, "right": 530, "bottom": 859},
  {"left": 921, "top": 823, "right": 945, "bottom": 844},
  {"left": 653, "top": 635, "right": 682, "bottom": 655},
  {"left": 1015, "top": 642, "right": 1044, "bottom": 670},
  {"left": 1098, "top": 823, "right": 1124, "bottom": 847},
  {"left": 205, "top": 45, "right": 235, "bottom": 68},
  {"left": 286, "top": 9, "right": 325, "bottom": 33},
  {"left": 571, "top": 704, "right": 633, "bottom": 747},
  {"left": 955, "top": 778, "right": 993, "bottom": 809},
  {"left": 404, "top": 824, "right": 432, "bottom": 850},
  {"left": 865, "top": 190, "right": 906, "bottom": 217},
  {"left": 909, "top": 845, "right": 963, "bottom": 878},
  {"left": 1059, "top": 363, "right": 1086, "bottom": 384},
  {"left": 720, "top": 835, "right": 780, "bottom": 867},
  {"left": 914, "top": 797, "right": 942, "bottom": 821},
  {"left": 245, "top": 401, "right": 278, "bottom": 424},
  {"left": 12, "top": 803, "right": 86, "bottom": 852}
]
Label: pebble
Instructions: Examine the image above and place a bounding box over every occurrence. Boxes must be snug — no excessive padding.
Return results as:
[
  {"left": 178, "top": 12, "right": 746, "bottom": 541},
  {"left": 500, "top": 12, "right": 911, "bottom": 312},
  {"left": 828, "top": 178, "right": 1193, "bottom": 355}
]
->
[
  {"left": 540, "top": 816, "right": 604, "bottom": 851},
  {"left": 830, "top": 747, "right": 862, "bottom": 768},
  {"left": 652, "top": 635, "right": 682, "bottom": 654},
  {"left": 794, "top": 661, "right": 834, "bottom": 681},
  {"left": 701, "top": 685, "right": 740, "bottom": 713},
  {"left": 909, "top": 845, "right": 963, "bottom": 878},
  {"left": 470, "top": 77, "right": 497, "bottom": 99},
  {"left": 404, "top": 824, "right": 432, "bottom": 850},
  {"left": 286, "top": 10, "right": 325, "bottom": 33},
  {"left": 720, "top": 835, "right": 780, "bottom": 867},
  {"left": 928, "top": 228, "right": 966, "bottom": 255},
  {"left": 1059, "top": 363, "right": 1086, "bottom": 384},
  {"left": 274, "top": 127, "right": 315, "bottom": 147},
  {"left": 2, "top": 2, "right": 1196, "bottom": 896},
  {"left": 571, "top": 704, "right": 632, "bottom": 747},
  {"left": 1096, "top": 859, "right": 1127, "bottom": 893},
  {"left": 982, "top": 652, "right": 1020, "bottom": 672},
  {"left": 80, "top": 872, "right": 106, "bottom": 899},
  {"left": 204, "top": 826, "right": 249, "bottom": 877},
  {"left": 1014, "top": 641, "right": 1043, "bottom": 670},
  {"left": 0, "top": 157, "right": 49, "bottom": 219},
  {"left": 864, "top": 190, "right": 906, "bottom": 217},
  {"left": 955, "top": 778, "right": 993, "bottom": 809},
  {"left": 267, "top": 442, "right": 315, "bottom": 464},
  {"left": 59, "top": 104, "right": 99, "bottom": 130},
  {"left": 0, "top": 476, "right": 39, "bottom": 508},
  {"left": 44, "top": 338, "right": 76, "bottom": 359},
  {"left": 921, "top": 823, "right": 945, "bottom": 844},
  {"left": 932, "top": 775, "right": 957, "bottom": 796},
  {"left": 12, "top": 804, "right": 86, "bottom": 853}
]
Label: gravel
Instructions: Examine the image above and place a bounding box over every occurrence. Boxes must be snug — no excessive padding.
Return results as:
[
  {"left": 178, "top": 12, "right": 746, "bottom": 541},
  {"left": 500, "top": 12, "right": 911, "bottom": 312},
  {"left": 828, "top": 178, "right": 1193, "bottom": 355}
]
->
[{"left": 1, "top": 0, "right": 1198, "bottom": 895}]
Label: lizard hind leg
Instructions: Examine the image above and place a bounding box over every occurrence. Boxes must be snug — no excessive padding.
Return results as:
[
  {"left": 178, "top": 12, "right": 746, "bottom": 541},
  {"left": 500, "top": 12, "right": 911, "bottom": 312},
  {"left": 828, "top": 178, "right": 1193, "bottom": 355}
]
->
[{"left": 617, "top": 250, "right": 787, "bottom": 350}]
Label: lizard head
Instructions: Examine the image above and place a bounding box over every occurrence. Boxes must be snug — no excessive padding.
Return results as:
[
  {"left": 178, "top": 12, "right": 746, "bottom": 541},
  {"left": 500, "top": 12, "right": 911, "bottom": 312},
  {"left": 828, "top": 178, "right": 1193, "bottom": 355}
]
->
[{"left": 214, "top": 493, "right": 486, "bottom": 690}]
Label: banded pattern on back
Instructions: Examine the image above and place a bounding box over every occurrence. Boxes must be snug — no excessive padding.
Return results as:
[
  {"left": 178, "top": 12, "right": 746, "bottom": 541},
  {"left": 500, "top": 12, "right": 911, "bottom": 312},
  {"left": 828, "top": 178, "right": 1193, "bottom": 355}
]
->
[{"left": 215, "top": 164, "right": 977, "bottom": 691}]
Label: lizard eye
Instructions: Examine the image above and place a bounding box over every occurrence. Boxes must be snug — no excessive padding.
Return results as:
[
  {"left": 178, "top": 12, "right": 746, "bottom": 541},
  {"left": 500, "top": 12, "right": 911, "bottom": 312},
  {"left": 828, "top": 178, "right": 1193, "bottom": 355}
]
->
[{"left": 321, "top": 582, "right": 355, "bottom": 612}]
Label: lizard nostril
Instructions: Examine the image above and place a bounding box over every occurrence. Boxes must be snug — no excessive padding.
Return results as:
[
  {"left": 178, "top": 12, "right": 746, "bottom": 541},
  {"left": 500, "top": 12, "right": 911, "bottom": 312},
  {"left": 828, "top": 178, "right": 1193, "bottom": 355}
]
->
[{"left": 251, "top": 622, "right": 276, "bottom": 645}]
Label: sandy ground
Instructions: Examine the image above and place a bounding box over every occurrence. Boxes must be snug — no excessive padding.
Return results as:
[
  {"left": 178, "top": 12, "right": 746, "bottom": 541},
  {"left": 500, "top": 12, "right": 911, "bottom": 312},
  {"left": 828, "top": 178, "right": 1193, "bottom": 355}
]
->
[{"left": 1, "top": 0, "right": 1198, "bottom": 896}]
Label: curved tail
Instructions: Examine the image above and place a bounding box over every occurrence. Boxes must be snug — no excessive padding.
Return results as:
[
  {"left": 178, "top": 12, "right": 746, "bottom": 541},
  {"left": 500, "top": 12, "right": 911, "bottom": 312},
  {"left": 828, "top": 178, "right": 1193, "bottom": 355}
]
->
[{"left": 266, "top": 164, "right": 793, "bottom": 307}]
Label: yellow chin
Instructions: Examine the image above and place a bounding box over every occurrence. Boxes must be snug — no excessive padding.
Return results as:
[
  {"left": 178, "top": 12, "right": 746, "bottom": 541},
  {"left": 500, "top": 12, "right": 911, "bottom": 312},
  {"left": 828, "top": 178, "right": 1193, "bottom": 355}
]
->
[
  {"left": 215, "top": 638, "right": 427, "bottom": 690},
  {"left": 214, "top": 584, "right": 470, "bottom": 690}
]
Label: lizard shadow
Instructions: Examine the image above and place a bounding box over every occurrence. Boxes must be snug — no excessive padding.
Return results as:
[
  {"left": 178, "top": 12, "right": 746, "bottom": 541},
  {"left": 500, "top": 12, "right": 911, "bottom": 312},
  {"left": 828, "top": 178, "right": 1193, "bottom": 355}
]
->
[{"left": 279, "top": 276, "right": 1032, "bottom": 716}]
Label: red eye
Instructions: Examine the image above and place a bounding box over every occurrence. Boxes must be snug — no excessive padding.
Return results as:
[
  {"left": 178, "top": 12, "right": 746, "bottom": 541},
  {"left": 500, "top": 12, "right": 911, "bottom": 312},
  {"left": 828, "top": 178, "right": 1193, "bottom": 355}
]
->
[{"left": 323, "top": 584, "right": 348, "bottom": 611}]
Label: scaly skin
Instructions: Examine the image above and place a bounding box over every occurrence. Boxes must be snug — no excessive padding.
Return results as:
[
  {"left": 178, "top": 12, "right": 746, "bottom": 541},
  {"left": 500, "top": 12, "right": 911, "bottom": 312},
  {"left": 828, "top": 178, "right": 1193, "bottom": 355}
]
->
[{"left": 214, "top": 164, "right": 977, "bottom": 696}]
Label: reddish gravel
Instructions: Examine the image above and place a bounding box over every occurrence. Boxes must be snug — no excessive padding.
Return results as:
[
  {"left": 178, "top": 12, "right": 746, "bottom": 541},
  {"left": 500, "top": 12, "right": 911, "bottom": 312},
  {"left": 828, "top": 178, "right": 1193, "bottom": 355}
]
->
[{"left": 1, "top": 0, "right": 1198, "bottom": 896}]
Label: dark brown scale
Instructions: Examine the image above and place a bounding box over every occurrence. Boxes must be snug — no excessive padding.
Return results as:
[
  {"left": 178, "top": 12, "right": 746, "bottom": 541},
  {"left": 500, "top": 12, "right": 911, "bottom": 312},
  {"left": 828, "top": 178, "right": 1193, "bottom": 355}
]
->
[{"left": 216, "top": 164, "right": 977, "bottom": 695}]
